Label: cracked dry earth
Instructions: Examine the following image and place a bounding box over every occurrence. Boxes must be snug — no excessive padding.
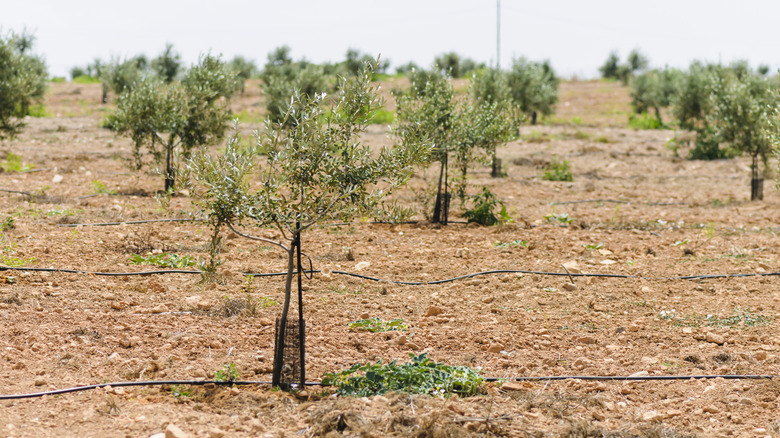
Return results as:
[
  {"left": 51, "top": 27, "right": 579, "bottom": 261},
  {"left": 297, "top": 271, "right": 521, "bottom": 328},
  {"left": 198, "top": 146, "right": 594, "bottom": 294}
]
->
[{"left": 2, "top": 80, "right": 780, "bottom": 437}]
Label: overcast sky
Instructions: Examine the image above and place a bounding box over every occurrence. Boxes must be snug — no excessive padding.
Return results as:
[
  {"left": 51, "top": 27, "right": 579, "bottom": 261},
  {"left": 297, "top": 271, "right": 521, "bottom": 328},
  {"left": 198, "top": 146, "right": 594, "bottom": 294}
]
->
[{"left": 6, "top": 0, "right": 780, "bottom": 79}]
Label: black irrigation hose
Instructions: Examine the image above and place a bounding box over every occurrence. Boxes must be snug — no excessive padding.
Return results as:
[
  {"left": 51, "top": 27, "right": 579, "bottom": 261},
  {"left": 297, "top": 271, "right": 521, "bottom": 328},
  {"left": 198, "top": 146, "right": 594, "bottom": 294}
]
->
[
  {"left": 3, "top": 265, "right": 780, "bottom": 283},
  {"left": 2, "top": 374, "right": 778, "bottom": 400},
  {"left": 0, "top": 266, "right": 200, "bottom": 276}
]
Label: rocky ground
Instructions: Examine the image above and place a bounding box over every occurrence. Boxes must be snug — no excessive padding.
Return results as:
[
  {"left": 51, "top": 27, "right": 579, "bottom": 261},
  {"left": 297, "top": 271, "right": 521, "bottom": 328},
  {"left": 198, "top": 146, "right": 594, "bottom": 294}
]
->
[{"left": 1, "top": 80, "right": 780, "bottom": 437}]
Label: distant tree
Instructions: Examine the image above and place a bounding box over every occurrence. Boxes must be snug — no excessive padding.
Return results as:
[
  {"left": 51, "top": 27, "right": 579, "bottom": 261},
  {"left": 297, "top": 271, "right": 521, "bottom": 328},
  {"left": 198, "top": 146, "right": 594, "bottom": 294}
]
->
[
  {"left": 506, "top": 57, "right": 558, "bottom": 125},
  {"left": 100, "top": 57, "right": 144, "bottom": 103},
  {"left": 468, "top": 68, "right": 516, "bottom": 178},
  {"left": 0, "top": 30, "right": 47, "bottom": 139},
  {"left": 626, "top": 49, "right": 649, "bottom": 74},
  {"left": 228, "top": 55, "right": 257, "bottom": 94},
  {"left": 112, "top": 54, "right": 237, "bottom": 192},
  {"left": 69, "top": 66, "right": 87, "bottom": 80},
  {"left": 601, "top": 49, "right": 649, "bottom": 84},
  {"left": 263, "top": 63, "right": 329, "bottom": 125},
  {"left": 599, "top": 51, "right": 620, "bottom": 80},
  {"left": 709, "top": 72, "right": 778, "bottom": 200},
  {"left": 434, "top": 52, "right": 462, "bottom": 78},
  {"left": 395, "top": 61, "right": 419, "bottom": 75},
  {"left": 342, "top": 48, "right": 389, "bottom": 76},
  {"left": 630, "top": 67, "right": 680, "bottom": 125},
  {"left": 151, "top": 43, "right": 182, "bottom": 83},
  {"left": 757, "top": 64, "right": 770, "bottom": 76}
]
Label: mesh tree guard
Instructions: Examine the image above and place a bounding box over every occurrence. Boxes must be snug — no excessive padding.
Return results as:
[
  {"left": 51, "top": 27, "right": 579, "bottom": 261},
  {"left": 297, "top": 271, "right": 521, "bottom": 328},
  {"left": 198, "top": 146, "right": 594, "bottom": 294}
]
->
[{"left": 272, "top": 316, "right": 305, "bottom": 390}]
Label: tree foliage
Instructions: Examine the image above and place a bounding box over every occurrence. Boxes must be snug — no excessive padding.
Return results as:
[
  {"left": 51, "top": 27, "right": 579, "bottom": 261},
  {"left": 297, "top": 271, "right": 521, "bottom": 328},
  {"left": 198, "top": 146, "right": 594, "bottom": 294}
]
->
[
  {"left": 0, "top": 30, "right": 47, "bottom": 139},
  {"left": 261, "top": 46, "right": 331, "bottom": 125},
  {"left": 433, "top": 52, "right": 484, "bottom": 78},
  {"left": 629, "top": 67, "right": 680, "bottom": 125},
  {"left": 112, "top": 54, "right": 237, "bottom": 192}
]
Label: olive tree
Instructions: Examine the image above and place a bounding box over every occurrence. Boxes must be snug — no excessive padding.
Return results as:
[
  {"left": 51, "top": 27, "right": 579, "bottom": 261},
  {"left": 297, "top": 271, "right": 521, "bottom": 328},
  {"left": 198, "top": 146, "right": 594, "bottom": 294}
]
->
[
  {"left": 112, "top": 54, "right": 237, "bottom": 192},
  {"left": 630, "top": 67, "right": 680, "bottom": 125},
  {"left": 395, "top": 69, "right": 459, "bottom": 223},
  {"left": 184, "top": 61, "right": 430, "bottom": 389},
  {"left": 467, "top": 68, "right": 516, "bottom": 178},
  {"left": 100, "top": 56, "right": 145, "bottom": 103},
  {"left": 151, "top": 43, "right": 182, "bottom": 83},
  {"left": 710, "top": 72, "right": 778, "bottom": 200},
  {"left": 0, "top": 30, "right": 47, "bottom": 139},
  {"left": 506, "top": 57, "right": 558, "bottom": 125},
  {"left": 228, "top": 55, "right": 257, "bottom": 94}
]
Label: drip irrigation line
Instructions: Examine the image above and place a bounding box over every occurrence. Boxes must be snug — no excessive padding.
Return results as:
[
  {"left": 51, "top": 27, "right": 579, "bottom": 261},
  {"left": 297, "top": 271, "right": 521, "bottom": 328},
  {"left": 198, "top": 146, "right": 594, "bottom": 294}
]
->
[
  {"left": 56, "top": 218, "right": 205, "bottom": 227},
  {"left": 0, "top": 266, "right": 200, "bottom": 276},
  {"left": 2, "top": 374, "right": 777, "bottom": 400},
  {"left": 550, "top": 199, "right": 687, "bottom": 207},
  {"left": 3, "top": 264, "right": 780, "bottom": 283},
  {"left": 0, "top": 188, "right": 34, "bottom": 196}
]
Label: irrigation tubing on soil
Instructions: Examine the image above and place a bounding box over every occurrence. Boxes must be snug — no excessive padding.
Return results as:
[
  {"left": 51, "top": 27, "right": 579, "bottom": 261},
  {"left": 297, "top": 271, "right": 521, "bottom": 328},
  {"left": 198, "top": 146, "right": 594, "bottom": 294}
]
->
[
  {"left": 2, "top": 374, "right": 778, "bottom": 400},
  {"left": 2, "top": 265, "right": 780, "bottom": 283}
]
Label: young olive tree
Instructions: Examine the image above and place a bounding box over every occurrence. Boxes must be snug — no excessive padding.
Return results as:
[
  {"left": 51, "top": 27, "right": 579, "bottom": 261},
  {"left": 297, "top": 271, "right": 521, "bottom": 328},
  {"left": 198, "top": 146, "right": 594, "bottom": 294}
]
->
[
  {"left": 466, "top": 68, "right": 516, "bottom": 179},
  {"left": 100, "top": 56, "right": 145, "bottom": 103},
  {"left": 506, "top": 57, "right": 558, "bottom": 125},
  {"left": 630, "top": 67, "right": 680, "bottom": 125},
  {"left": 395, "top": 69, "right": 459, "bottom": 223},
  {"left": 112, "top": 54, "right": 237, "bottom": 192},
  {"left": 185, "top": 61, "right": 430, "bottom": 389},
  {"left": 228, "top": 55, "right": 257, "bottom": 95},
  {"left": 710, "top": 72, "right": 778, "bottom": 200},
  {"left": 0, "top": 30, "right": 47, "bottom": 139}
]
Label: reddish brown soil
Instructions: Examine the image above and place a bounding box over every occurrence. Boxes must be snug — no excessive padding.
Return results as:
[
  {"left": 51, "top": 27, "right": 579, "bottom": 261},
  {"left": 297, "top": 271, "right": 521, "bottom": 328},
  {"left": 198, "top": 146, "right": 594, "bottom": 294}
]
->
[{"left": 2, "top": 80, "right": 780, "bottom": 437}]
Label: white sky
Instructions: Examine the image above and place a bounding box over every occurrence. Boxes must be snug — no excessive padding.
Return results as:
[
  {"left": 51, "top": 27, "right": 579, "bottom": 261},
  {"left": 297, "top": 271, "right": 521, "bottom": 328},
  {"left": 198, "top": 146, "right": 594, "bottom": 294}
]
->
[{"left": 5, "top": 0, "right": 780, "bottom": 79}]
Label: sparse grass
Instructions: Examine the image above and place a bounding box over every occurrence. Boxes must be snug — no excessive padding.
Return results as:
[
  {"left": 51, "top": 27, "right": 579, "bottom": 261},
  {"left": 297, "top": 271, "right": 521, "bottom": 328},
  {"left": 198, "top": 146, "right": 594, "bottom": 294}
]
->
[
  {"left": 72, "top": 75, "right": 101, "bottom": 84},
  {"left": 659, "top": 308, "right": 771, "bottom": 329},
  {"left": 494, "top": 239, "right": 528, "bottom": 249},
  {"left": 371, "top": 108, "right": 395, "bottom": 125},
  {"left": 348, "top": 317, "right": 408, "bottom": 332},
  {"left": 629, "top": 112, "right": 663, "bottom": 130}
]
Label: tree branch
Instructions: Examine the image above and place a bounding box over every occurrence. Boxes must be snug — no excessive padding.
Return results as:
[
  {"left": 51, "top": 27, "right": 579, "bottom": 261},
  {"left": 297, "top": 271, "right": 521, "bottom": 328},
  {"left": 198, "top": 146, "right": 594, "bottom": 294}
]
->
[{"left": 227, "top": 222, "right": 289, "bottom": 251}]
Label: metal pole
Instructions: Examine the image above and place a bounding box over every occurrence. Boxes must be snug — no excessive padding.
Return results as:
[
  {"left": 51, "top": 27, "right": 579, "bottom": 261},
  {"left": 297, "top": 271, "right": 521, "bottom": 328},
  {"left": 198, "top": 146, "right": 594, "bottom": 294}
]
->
[{"left": 497, "top": 0, "right": 501, "bottom": 69}]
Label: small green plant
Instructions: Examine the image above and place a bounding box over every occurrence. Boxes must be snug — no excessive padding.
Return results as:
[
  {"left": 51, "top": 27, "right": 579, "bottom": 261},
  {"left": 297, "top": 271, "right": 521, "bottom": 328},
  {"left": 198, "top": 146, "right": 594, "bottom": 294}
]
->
[
  {"left": 0, "top": 216, "right": 15, "bottom": 232},
  {"left": 671, "top": 240, "right": 689, "bottom": 247},
  {"left": 544, "top": 212, "right": 572, "bottom": 224},
  {"left": 628, "top": 112, "right": 662, "bottom": 130},
  {"left": 348, "top": 317, "right": 408, "bottom": 333},
  {"left": 214, "top": 363, "right": 239, "bottom": 382},
  {"left": 0, "top": 153, "right": 34, "bottom": 172},
  {"left": 170, "top": 385, "right": 191, "bottom": 398},
  {"left": 583, "top": 242, "right": 604, "bottom": 251},
  {"left": 494, "top": 240, "right": 528, "bottom": 249},
  {"left": 542, "top": 157, "right": 573, "bottom": 181},
  {"left": 90, "top": 180, "right": 117, "bottom": 195},
  {"left": 321, "top": 353, "right": 484, "bottom": 397},
  {"left": 463, "top": 187, "right": 511, "bottom": 226},
  {"left": 543, "top": 287, "right": 558, "bottom": 293},
  {"left": 128, "top": 253, "right": 196, "bottom": 269}
]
